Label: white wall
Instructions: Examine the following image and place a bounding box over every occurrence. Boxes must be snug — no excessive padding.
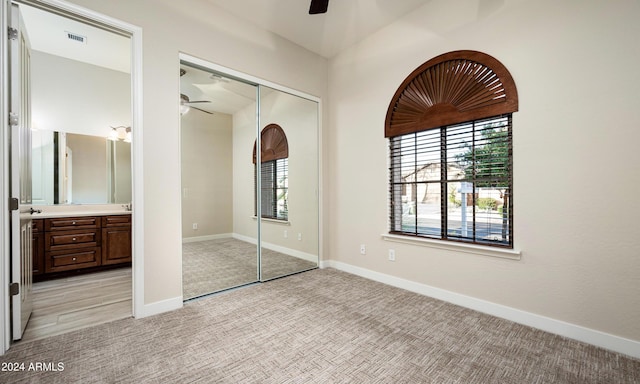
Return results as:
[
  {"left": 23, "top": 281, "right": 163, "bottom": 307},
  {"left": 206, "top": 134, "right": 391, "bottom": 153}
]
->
[
  {"left": 31, "top": 50, "right": 130, "bottom": 137},
  {"left": 31, "top": 130, "right": 54, "bottom": 205},
  {"left": 30, "top": 50, "right": 131, "bottom": 205},
  {"left": 64, "top": 0, "right": 328, "bottom": 305},
  {"left": 232, "top": 100, "right": 257, "bottom": 241},
  {"left": 328, "top": 0, "right": 640, "bottom": 346},
  {"left": 66, "top": 133, "right": 107, "bottom": 203},
  {"left": 181, "top": 111, "right": 233, "bottom": 239},
  {"left": 112, "top": 140, "right": 132, "bottom": 204}
]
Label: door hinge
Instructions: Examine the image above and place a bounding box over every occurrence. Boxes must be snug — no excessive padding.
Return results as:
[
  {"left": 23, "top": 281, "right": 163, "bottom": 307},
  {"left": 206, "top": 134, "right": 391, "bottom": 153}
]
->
[
  {"left": 9, "top": 283, "right": 19, "bottom": 296},
  {"left": 9, "top": 112, "right": 18, "bottom": 126},
  {"left": 8, "top": 27, "right": 18, "bottom": 41},
  {"left": 9, "top": 197, "right": 18, "bottom": 211}
]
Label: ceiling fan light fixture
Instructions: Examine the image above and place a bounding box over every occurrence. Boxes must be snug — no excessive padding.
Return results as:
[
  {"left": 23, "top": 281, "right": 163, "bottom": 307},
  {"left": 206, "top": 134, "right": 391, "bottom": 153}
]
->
[
  {"left": 109, "top": 126, "right": 131, "bottom": 141},
  {"left": 180, "top": 93, "right": 190, "bottom": 115}
]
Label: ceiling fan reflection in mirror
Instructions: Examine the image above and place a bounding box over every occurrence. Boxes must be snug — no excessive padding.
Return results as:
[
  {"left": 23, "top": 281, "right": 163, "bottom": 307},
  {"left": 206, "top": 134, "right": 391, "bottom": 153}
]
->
[
  {"left": 180, "top": 93, "right": 212, "bottom": 115},
  {"left": 309, "top": 0, "right": 329, "bottom": 14},
  {"left": 180, "top": 68, "right": 213, "bottom": 115}
]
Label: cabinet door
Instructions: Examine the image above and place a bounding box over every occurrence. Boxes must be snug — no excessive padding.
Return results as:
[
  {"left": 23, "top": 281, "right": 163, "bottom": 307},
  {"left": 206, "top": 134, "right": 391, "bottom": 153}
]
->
[
  {"left": 32, "top": 235, "right": 44, "bottom": 276},
  {"left": 32, "top": 219, "right": 44, "bottom": 275},
  {"left": 102, "top": 226, "right": 131, "bottom": 265}
]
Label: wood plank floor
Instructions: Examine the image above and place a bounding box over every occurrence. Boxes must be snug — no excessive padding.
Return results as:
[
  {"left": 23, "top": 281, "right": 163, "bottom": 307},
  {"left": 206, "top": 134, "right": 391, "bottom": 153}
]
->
[{"left": 19, "top": 268, "right": 132, "bottom": 343}]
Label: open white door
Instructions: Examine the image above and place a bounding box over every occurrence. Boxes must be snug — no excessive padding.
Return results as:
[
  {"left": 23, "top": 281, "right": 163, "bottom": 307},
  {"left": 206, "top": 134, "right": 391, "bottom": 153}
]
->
[{"left": 9, "top": 3, "right": 33, "bottom": 341}]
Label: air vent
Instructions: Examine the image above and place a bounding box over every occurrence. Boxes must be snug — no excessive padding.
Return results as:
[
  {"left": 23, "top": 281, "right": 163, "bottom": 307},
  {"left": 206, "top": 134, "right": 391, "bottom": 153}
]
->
[{"left": 66, "top": 31, "right": 87, "bottom": 44}]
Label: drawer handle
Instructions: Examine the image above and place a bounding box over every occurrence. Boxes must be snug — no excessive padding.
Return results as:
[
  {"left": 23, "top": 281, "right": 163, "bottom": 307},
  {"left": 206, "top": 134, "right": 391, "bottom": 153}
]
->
[
  {"left": 72, "top": 257, "right": 77, "bottom": 261},
  {"left": 72, "top": 221, "right": 76, "bottom": 225},
  {"left": 72, "top": 238, "right": 77, "bottom": 241}
]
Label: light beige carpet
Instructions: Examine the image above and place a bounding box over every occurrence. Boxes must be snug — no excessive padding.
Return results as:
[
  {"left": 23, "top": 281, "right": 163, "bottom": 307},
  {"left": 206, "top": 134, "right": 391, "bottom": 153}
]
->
[
  {"left": 182, "top": 238, "right": 317, "bottom": 299},
  {"left": 1, "top": 268, "right": 638, "bottom": 383}
]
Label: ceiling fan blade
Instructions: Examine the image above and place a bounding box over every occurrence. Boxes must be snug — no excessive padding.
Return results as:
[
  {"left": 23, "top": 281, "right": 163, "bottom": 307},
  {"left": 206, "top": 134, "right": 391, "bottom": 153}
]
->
[
  {"left": 191, "top": 106, "right": 213, "bottom": 115},
  {"left": 309, "top": 0, "right": 329, "bottom": 14}
]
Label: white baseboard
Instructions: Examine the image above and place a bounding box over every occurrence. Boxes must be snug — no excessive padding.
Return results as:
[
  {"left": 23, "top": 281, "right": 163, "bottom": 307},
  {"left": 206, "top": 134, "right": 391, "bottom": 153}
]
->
[
  {"left": 324, "top": 260, "right": 640, "bottom": 359},
  {"left": 232, "top": 233, "right": 318, "bottom": 263},
  {"left": 182, "top": 233, "right": 232, "bottom": 243},
  {"left": 137, "top": 296, "right": 183, "bottom": 318}
]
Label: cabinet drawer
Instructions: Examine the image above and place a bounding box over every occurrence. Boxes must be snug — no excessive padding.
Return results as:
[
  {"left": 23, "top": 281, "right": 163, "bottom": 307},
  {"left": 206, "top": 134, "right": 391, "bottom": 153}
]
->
[
  {"left": 45, "top": 230, "right": 101, "bottom": 251},
  {"left": 46, "top": 247, "right": 101, "bottom": 273},
  {"left": 45, "top": 216, "right": 100, "bottom": 231},
  {"left": 102, "top": 215, "right": 131, "bottom": 227}
]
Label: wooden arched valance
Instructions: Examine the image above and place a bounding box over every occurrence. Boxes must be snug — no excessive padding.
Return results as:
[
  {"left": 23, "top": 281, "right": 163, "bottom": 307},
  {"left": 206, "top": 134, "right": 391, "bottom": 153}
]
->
[
  {"left": 385, "top": 50, "right": 518, "bottom": 137},
  {"left": 253, "top": 124, "right": 289, "bottom": 164}
]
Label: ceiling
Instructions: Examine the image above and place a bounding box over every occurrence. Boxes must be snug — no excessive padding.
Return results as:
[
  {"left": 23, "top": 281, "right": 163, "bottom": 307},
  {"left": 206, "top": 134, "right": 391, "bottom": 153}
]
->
[
  {"left": 180, "top": 64, "right": 266, "bottom": 115},
  {"left": 19, "top": 4, "right": 130, "bottom": 73},
  {"left": 18, "top": 0, "right": 434, "bottom": 115},
  {"left": 20, "top": 0, "right": 432, "bottom": 72},
  {"left": 206, "top": 0, "right": 432, "bottom": 58}
]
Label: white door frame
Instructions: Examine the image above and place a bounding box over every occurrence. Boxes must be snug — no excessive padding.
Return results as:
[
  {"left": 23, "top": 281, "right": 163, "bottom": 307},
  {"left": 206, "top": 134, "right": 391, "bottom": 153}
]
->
[{"left": 0, "top": 0, "right": 144, "bottom": 355}]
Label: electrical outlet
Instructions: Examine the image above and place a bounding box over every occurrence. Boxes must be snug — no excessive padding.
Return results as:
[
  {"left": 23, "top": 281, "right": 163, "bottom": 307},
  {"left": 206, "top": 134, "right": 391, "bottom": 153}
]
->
[
  {"left": 192, "top": 223, "right": 198, "bottom": 230},
  {"left": 388, "top": 249, "right": 396, "bottom": 261},
  {"left": 284, "top": 230, "right": 288, "bottom": 238},
  {"left": 360, "top": 244, "right": 366, "bottom": 255},
  {"left": 298, "top": 233, "right": 302, "bottom": 241}
]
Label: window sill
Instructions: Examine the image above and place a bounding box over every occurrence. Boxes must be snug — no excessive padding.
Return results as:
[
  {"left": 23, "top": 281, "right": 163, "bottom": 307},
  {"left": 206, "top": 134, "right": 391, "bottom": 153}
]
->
[
  {"left": 251, "top": 216, "right": 290, "bottom": 225},
  {"left": 381, "top": 234, "right": 521, "bottom": 260}
]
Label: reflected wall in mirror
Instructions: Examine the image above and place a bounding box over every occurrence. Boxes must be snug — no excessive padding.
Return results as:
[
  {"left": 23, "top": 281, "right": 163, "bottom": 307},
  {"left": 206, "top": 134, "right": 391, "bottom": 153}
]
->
[
  {"left": 257, "top": 85, "right": 319, "bottom": 281},
  {"left": 32, "top": 131, "right": 131, "bottom": 205}
]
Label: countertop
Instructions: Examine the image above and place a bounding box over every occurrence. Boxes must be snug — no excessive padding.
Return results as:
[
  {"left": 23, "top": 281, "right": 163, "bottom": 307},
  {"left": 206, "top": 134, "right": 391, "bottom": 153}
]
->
[{"left": 30, "top": 204, "right": 132, "bottom": 219}]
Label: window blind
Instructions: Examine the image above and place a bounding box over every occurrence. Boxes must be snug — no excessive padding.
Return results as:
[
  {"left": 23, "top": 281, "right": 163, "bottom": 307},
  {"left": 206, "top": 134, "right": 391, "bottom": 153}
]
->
[
  {"left": 256, "top": 158, "right": 288, "bottom": 220},
  {"left": 389, "top": 115, "right": 512, "bottom": 247}
]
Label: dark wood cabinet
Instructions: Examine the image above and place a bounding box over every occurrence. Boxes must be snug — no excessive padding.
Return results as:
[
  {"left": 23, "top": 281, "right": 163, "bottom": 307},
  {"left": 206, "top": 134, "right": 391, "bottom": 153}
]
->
[
  {"left": 44, "top": 216, "right": 102, "bottom": 273},
  {"left": 45, "top": 216, "right": 100, "bottom": 231},
  {"left": 101, "top": 215, "right": 132, "bottom": 265},
  {"left": 32, "top": 219, "right": 45, "bottom": 276},
  {"left": 35, "top": 214, "right": 131, "bottom": 280},
  {"left": 47, "top": 247, "right": 101, "bottom": 272}
]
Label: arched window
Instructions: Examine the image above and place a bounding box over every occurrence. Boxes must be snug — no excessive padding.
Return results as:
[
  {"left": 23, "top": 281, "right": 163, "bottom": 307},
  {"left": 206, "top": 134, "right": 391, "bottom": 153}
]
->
[
  {"left": 253, "top": 124, "right": 289, "bottom": 220},
  {"left": 386, "top": 50, "right": 518, "bottom": 248}
]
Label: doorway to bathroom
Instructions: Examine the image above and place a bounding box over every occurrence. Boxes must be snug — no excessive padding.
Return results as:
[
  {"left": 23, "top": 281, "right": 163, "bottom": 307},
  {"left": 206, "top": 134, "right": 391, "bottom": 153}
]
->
[
  {"left": 3, "top": 0, "right": 140, "bottom": 347},
  {"left": 179, "top": 56, "right": 320, "bottom": 299}
]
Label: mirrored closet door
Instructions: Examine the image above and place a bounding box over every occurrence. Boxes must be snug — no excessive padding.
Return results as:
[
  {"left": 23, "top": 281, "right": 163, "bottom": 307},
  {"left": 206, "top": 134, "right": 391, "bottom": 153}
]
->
[
  {"left": 180, "top": 63, "right": 259, "bottom": 299},
  {"left": 180, "top": 61, "right": 319, "bottom": 300},
  {"left": 258, "top": 85, "right": 319, "bottom": 281}
]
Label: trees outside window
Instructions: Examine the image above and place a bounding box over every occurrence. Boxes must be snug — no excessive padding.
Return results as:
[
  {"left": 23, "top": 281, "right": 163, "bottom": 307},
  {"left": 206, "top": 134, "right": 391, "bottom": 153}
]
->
[{"left": 389, "top": 115, "right": 512, "bottom": 247}]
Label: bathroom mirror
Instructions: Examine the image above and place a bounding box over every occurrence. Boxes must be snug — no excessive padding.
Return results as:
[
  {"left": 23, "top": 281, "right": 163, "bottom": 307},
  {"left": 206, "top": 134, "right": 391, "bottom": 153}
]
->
[{"left": 32, "top": 130, "right": 132, "bottom": 205}]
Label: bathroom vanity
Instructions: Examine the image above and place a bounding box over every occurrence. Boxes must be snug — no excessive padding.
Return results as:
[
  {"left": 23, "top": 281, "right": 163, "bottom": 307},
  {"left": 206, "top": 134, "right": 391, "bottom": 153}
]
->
[{"left": 32, "top": 209, "right": 132, "bottom": 281}]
